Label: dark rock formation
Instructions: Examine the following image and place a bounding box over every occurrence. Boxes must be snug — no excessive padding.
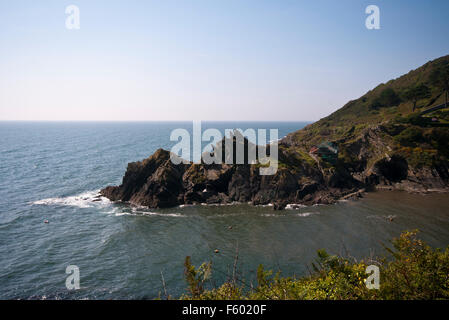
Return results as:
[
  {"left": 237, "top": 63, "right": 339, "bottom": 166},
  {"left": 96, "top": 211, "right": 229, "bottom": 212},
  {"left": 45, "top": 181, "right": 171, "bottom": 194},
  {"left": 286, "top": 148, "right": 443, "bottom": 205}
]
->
[
  {"left": 101, "top": 133, "right": 364, "bottom": 209},
  {"left": 101, "top": 124, "right": 449, "bottom": 209}
]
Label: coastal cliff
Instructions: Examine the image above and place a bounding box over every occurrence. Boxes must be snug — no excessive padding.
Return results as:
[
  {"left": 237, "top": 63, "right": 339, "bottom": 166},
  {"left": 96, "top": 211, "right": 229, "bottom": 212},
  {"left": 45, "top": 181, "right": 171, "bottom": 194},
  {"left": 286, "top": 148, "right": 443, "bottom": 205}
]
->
[{"left": 101, "top": 55, "right": 449, "bottom": 209}]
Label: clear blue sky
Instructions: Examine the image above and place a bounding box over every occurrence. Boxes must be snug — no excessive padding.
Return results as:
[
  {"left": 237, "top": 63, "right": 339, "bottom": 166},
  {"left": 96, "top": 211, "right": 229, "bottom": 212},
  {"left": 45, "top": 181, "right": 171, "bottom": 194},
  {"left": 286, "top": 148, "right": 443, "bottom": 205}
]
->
[{"left": 1, "top": 0, "right": 448, "bottom": 121}]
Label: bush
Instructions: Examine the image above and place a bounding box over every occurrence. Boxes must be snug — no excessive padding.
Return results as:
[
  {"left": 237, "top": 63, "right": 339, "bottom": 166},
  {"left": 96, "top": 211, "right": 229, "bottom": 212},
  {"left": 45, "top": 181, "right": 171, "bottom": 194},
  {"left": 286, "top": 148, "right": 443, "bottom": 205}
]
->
[
  {"left": 183, "top": 256, "right": 212, "bottom": 298},
  {"left": 427, "top": 128, "right": 449, "bottom": 154},
  {"left": 180, "top": 231, "right": 449, "bottom": 300},
  {"left": 380, "top": 230, "right": 449, "bottom": 299},
  {"left": 371, "top": 88, "right": 402, "bottom": 109},
  {"left": 394, "top": 126, "right": 424, "bottom": 147}
]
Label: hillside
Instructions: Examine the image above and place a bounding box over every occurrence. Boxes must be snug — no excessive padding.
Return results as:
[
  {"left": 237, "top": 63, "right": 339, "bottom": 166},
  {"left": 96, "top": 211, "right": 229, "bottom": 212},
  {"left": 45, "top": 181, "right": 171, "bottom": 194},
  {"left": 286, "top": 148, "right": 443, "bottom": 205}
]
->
[
  {"left": 279, "top": 54, "right": 449, "bottom": 196},
  {"left": 101, "top": 55, "right": 449, "bottom": 209},
  {"left": 287, "top": 54, "right": 449, "bottom": 148}
]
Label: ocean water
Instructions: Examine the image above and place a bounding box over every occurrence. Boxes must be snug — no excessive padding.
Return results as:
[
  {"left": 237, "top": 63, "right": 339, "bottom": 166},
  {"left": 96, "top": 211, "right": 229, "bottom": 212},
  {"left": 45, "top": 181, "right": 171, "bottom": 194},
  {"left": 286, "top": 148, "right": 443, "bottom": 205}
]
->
[{"left": 1, "top": 121, "right": 449, "bottom": 299}]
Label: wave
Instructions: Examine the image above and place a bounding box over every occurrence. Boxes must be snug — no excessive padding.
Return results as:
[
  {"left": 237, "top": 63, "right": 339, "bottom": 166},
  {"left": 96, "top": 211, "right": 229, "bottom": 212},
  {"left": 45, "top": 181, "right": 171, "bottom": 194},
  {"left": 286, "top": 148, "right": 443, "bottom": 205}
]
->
[
  {"left": 177, "top": 202, "right": 245, "bottom": 208},
  {"left": 113, "top": 208, "right": 184, "bottom": 218},
  {"left": 257, "top": 203, "right": 274, "bottom": 208},
  {"left": 285, "top": 203, "right": 308, "bottom": 210},
  {"left": 32, "top": 191, "right": 314, "bottom": 218},
  {"left": 32, "top": 190, "right": 110, "bottom": 208},
  {"left": 178, "top": 204, "right": 194, "bottom": 208},
  {"left": 261, "top": 211, "right": 319, "bottom": 217},
  {"left": 33, "top": 190, "right": 185, "bottom": 218}
]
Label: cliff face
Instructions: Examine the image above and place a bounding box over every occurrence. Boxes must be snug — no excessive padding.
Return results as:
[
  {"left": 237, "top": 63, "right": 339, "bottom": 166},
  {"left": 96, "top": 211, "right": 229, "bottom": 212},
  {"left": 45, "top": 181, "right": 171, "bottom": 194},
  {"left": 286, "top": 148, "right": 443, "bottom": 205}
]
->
[
  {"left": 101, "top": 55, "right": 449, "bottom": 209},
  {"left": 101, "top": 149, "right": 187, "bottom": 208},
  {"left": 323, "top": 124, "right": 449, "bottom": 193},
  {"left": 100, "top": 147, "right": 361, "bottom": 209}
]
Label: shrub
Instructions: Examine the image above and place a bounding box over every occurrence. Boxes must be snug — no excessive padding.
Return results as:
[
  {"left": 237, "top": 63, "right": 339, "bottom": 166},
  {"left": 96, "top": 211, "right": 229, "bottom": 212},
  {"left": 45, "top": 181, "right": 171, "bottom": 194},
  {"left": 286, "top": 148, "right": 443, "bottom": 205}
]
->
[
  {"left": 394, "top": 126, "right": 424, "bottom": 147},
  {"left": 180, "top": 231, "right": 449, "bottom": 300},
  {"left": 408, "top": 114, "right": 431, "bottom": 126},
  {"left": 371, "top": 88, "right": 402, "bottom": 109},
  {"left": 183, "top": 256, "right": 212, "bottom": 298},
  {"left": 380, "top": 230, "right": 449, "bottom": 299},
  {"left": 427, "top": 128, "right": 449, "bottom": 154}
]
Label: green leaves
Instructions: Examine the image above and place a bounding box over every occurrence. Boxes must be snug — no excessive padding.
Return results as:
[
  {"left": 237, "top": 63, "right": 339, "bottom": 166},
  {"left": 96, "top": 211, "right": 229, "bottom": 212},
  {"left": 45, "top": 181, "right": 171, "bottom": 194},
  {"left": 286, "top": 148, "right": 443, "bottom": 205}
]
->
[
  {"left": 181, "top": 231, "right": 449, "bottom": 300},
  {"left": 380, "top": 230, "right": 449, "bottom": 299},
  {"left": 430, "top": 61, "right": 449, "bottom": 92},
  {"left": 183, "top": 256, "right": 212, "bottom": 298},
  {"left": 403, "top": 84, "right": 431, "bottom": 111},
  {"left": 371, "top": 88, "right": 402, "bottom": 109}
]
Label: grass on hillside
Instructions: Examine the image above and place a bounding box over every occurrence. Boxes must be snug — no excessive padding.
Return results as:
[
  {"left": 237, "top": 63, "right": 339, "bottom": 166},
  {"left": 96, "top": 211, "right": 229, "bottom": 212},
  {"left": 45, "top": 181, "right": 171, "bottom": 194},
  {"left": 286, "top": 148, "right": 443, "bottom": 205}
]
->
[{"left": 290, "top": 55, "right": 449, "bottom": 149}]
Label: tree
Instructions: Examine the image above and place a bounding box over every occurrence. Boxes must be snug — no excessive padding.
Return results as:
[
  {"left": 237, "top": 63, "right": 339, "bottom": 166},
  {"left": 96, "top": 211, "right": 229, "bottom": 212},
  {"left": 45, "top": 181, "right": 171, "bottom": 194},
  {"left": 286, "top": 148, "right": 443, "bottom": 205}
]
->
[
  {"left": 430, "top": 61, "right": 449, "bottom": 108},
  {"left": 183, "top": 256, "right": 212, "bottom": 298},
  {"left": 370, "top": 88, "right": 401, "bottom": 109},
  {"left": 403, "top": 84, "right": 431, "bottom": 111}
]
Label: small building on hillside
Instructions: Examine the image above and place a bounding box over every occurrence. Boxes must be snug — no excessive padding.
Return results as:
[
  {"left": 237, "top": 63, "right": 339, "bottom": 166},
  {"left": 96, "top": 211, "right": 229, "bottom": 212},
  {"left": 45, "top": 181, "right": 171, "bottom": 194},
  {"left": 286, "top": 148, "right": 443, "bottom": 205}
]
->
[{"left": 309, "top": 141, "right": 338, "bottom": 164}]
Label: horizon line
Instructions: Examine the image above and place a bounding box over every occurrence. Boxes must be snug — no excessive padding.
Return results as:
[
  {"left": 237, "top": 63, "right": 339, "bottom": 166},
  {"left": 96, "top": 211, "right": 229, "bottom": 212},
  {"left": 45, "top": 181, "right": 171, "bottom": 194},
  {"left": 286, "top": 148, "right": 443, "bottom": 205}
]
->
[{"left": 0, "top": 119, "right": 316, "bottom": 123}]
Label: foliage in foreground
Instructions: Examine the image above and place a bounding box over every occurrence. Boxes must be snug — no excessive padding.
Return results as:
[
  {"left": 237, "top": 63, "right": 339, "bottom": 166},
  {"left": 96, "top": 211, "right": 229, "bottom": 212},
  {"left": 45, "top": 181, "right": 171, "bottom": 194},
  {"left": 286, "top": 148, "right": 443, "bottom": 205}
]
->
[{"left": 179, "top": 231, "right": 449, "bottom": 300}]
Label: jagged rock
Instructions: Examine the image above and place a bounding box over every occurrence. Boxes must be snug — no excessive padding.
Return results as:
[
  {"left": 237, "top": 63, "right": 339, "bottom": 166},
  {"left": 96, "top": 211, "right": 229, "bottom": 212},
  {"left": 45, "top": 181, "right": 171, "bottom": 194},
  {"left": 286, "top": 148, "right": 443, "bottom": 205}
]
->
[
  {"left": 273, "top": 201, "right": 287, "bottom": 210},
  {"left": 101, "top": 125, "right": 448, "bottom": 209}
]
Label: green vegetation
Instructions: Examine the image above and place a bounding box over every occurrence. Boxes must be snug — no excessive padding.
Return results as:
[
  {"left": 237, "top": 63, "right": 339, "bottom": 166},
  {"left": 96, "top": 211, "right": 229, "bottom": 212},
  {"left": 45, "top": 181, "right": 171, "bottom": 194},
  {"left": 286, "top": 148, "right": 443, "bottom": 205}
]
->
[
  {"left": 179, "top": 231, "right": 449, "bottom": 300},
  {"left": 430, "top": 60, "right": 449, "bottom": 108},
  {"left": 394, "top": 126, "right": 424, "bottom": 147},
  {"left": 403, "top": 84, "right": 431, "bottom": 111},
  {"left": 183, "top": 256, "right": 212, "bottom": 298},
  {"left": 292, "top": 55, "right": 449, "bottom": 149},
  {"left": 283, "top": 55, "right": 449, "bottom": 176},
  {"left": 370, "top": 88, "right": 402, "bottom": 110}
]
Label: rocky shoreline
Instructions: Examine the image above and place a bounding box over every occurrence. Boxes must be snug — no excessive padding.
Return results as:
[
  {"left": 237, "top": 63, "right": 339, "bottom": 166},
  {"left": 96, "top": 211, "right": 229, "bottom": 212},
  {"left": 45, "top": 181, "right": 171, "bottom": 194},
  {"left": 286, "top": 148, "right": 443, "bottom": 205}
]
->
[
  {"left": 100, "top": 126, "right": 448, "bottom": 210},
  {"left": 101, "top": 56, "right": 449, "bottom": 209}
]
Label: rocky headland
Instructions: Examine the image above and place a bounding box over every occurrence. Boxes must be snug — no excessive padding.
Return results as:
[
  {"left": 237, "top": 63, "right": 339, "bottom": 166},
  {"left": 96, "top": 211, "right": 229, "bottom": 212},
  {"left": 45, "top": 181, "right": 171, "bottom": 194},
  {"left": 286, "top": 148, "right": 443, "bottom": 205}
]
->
[{"left": 101, "top": 55, "right": 449, "bottom": 209}]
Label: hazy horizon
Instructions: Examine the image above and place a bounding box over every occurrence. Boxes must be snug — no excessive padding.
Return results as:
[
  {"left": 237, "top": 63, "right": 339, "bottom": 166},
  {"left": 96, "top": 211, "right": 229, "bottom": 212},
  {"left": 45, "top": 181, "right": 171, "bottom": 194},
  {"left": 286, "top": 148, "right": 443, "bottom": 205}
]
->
[
  {"left": 1, "top": 1, "right": 449, "bottom": 121},
  {"left": 0, "top": 119, "right": 314, "bottom": 123}
]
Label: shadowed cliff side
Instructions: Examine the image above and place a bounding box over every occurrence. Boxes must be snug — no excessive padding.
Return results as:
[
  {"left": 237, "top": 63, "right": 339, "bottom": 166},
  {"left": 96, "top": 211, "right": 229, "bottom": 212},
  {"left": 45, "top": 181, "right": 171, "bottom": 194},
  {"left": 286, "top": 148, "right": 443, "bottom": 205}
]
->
[{"left": 101, "top": 132, "right": 359, "bottom": 208}]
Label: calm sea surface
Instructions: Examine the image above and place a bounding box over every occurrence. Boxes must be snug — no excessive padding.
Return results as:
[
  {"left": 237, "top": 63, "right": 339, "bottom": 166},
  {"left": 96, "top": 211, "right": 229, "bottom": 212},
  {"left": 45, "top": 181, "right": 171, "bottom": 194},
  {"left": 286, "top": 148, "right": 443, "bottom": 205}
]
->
[{"left": 1, "top": 121, "right": 449, "bottom": 299}]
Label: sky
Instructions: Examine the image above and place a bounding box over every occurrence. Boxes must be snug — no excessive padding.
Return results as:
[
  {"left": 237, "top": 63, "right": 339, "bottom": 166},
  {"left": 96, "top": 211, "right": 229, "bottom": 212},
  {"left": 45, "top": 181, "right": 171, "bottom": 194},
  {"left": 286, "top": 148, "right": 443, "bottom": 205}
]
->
[{"left": 0, "top": 0, "right": 449, "bottom": 121}]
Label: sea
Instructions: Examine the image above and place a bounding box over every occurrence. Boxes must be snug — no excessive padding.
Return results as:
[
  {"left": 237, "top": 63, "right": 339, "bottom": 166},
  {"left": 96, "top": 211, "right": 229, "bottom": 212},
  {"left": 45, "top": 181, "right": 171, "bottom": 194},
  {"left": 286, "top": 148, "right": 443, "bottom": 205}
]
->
[{"left": 1, "top": 121, "right": 449, "bottom": 299}]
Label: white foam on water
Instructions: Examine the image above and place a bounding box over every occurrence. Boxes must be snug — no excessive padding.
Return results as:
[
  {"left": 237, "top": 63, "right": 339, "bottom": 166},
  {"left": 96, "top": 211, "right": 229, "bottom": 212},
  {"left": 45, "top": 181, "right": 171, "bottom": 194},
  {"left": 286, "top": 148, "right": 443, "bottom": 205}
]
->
[
  {"left": 142, "top": 212, "right": 184, "bottom": 218},
  {"left": 179, "top": 202, "right": 244, "bottom": 208},
  {"left": 102, "top": 208, "right": 119, "bottom": 215},
  {"left": 113, "top": 208, "right": 184, "bottom": 218},
  {"left": 178, "top": 204, "right": 193, "bottom": 208},
  {"left": 114, "top": 212, "right": 131, "bottom": 217},
  {"left": 257, "top": 203, "right": 274, "bottom": 208},
  {"left": 207, "top": 212, "right": 246, "bottom": 218},
  {"left": 260, "top": 211, "right": 319, "bottom": 217},
  {"left": 294, "top": 212, "right": 319, "bottom": 217},
  {"left": 285, "top": 203, "right": 308, "bottom": 210},
  {"left": 207, "top": 202, "right": 243, "bottom": 207},
  {"left": 32, "top": 190, "right": 110, "bottom": 208}
]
